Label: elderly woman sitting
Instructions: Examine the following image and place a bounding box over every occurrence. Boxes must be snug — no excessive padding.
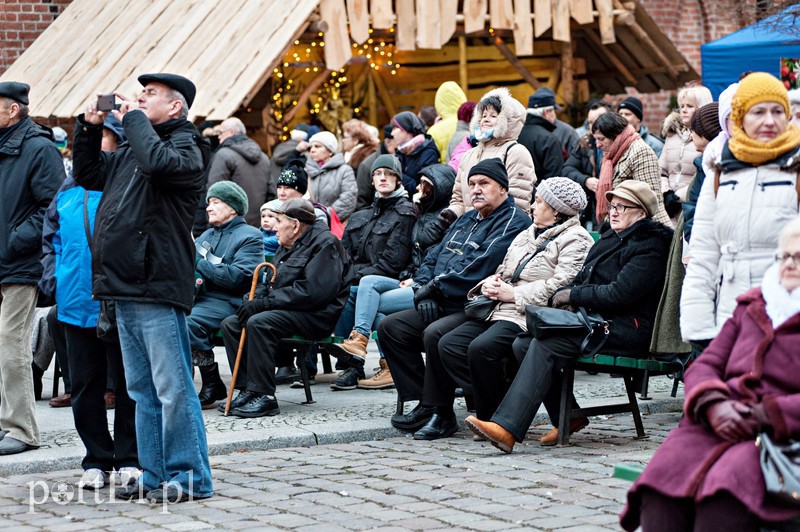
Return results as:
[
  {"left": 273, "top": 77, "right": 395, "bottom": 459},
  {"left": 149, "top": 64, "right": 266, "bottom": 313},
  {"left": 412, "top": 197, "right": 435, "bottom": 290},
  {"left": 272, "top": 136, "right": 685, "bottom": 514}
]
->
[
  {"left": 620, "top": 216, "right": 800, "bottom": 531},
  {"left": 412, "top": 178, "right": 594, "bottom": 441},
  {"left": 465, "top": 180, "right": 673, "bottom": 451}
]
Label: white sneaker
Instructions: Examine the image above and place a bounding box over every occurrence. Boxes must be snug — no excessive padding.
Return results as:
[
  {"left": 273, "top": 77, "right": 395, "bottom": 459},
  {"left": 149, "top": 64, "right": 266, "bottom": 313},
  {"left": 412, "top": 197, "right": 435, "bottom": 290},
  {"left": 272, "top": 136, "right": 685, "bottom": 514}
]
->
[
  {"left": 110, "top": 466, "right": 141, "bottom": 487},
  {"left": 78, "top": 468, "right": 107, "bottom": 490}
]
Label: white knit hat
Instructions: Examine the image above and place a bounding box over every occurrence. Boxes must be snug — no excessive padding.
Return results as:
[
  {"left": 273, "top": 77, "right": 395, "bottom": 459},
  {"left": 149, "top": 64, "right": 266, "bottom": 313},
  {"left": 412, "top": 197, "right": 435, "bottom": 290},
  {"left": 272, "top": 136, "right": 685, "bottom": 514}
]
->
[
  {"left": 309, "top": 131, "right": 339, "bottom": 155},
  {"left": 536, "top": 177, "right": 588, "bottom": 216}
]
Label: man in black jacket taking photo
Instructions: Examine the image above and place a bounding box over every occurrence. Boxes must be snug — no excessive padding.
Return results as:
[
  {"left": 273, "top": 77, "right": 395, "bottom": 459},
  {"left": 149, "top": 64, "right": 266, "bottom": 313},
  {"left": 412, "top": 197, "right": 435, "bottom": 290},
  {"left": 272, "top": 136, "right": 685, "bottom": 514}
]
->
[{"left": 72, "top": 73, "right": 213, "bottom": 504}]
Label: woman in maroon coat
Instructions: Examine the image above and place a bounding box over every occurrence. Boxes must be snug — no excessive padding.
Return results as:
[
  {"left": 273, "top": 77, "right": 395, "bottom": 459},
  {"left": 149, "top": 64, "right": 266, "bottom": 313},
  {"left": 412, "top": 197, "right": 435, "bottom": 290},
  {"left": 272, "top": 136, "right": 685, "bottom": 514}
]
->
[{"left": 621, "top": 216, "right": 800, "bottom": 530}]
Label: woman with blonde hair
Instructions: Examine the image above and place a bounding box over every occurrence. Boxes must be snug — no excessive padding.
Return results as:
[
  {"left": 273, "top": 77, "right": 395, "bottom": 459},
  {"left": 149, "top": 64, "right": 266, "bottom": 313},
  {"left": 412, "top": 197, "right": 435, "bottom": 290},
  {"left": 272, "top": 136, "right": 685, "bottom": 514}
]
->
[{"left": 659, "top": 85, "right": 713, "bottom": 223}]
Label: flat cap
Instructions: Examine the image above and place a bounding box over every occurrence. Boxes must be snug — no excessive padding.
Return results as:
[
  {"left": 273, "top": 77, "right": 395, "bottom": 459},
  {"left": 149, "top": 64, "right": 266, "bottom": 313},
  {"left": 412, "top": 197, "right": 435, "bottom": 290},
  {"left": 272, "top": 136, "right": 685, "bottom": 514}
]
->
[
  {"left": 137, "top": 73, "right": 196, "bottom": 109},
  {"left": 0, "top": 81, "right": 30, "bottom": 105}
]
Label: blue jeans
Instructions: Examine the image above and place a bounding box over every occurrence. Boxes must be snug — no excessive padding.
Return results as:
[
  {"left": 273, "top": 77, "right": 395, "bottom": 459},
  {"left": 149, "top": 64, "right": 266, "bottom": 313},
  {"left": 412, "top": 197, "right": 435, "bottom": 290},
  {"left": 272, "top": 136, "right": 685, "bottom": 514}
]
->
[
  {"left": 116, "top": 301, "right": 213, "bottom": 498},
  {"left": 334, "top": 276, "right": 414, "bottom": 357}
]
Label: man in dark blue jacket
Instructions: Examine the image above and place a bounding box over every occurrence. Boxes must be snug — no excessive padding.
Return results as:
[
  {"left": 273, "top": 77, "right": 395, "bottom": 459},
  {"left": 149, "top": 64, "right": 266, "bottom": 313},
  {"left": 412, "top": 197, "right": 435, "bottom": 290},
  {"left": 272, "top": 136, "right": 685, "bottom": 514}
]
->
[
  {"left": 0, "top": 81, "right": 64, "bottom": 456},
  {"left": 72, "top": 73, "right": 213, "bottom": 503},
  {"left": 378, "top": 158, "right": 531, "bottom": 433}
]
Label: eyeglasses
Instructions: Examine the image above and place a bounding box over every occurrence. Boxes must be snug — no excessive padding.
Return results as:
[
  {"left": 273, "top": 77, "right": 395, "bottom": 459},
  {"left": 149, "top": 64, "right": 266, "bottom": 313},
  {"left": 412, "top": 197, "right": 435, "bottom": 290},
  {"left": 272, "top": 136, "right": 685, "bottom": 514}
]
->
[
  {"left": 775, "top": 252, "right": 800, "bottom": 267},
  {"left": 607, "top": 202, "right": 641, "bottom": 214}
]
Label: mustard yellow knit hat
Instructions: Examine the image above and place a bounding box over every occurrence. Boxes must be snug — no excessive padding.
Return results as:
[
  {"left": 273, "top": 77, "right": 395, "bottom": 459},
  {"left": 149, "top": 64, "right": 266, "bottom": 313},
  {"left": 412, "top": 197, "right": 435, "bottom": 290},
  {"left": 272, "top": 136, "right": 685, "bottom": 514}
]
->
[{"left": 730, "top": 72, "right": 789, "bottom": 128}]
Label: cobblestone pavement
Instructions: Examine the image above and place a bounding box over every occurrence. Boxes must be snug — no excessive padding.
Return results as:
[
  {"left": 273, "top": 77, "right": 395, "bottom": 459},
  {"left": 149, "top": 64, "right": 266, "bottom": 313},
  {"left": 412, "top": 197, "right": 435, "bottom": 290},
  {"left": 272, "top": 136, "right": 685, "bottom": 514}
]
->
[{"left": 0, "top": 411, "right": 681, "bottom": 531}]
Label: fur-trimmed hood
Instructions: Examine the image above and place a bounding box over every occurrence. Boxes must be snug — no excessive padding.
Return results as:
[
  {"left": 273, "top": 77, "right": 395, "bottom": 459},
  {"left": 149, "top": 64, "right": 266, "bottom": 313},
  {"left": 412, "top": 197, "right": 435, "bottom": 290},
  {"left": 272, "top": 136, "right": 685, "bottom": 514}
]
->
[
  {"left": 469, "top": 87, "right": 526, "bottom": 143},
  {"left": 661, "top": 111, "right": 684, "bottom": 138}
]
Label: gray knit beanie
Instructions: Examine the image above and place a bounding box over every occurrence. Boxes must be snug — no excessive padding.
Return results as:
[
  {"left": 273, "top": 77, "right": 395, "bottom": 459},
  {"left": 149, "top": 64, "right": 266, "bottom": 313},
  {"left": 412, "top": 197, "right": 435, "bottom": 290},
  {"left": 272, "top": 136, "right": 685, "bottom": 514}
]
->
[
  {"left": 536, "top": 177, "right": 587, "bottom": 216},
  {"left": 371, "top": 154, "right": 403, "bottom": 189},
  {"left": 207, "top": 181, "right": 249, "bottom": 216}
]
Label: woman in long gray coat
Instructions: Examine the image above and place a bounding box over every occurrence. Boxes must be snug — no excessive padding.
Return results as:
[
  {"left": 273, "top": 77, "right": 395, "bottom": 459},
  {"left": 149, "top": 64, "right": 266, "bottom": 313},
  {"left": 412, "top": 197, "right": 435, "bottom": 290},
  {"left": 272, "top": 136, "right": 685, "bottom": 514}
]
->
[{"left": 304, "top": 131, "right": 357, "bottom": 220}]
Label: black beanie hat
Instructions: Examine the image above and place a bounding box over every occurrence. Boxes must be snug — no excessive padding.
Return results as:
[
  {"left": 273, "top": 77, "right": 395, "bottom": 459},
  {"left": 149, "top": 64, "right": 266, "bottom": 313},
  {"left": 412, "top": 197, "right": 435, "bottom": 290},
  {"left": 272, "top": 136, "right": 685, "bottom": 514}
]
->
[
  {"left": 617, "top": 96, "right": 644, "bottom": 121},
  {"left": 468, "top": 157, "right": 509, "bottom": 190},
  {"left": 277, "top": 162, "right": 308, "bottom": 194}
]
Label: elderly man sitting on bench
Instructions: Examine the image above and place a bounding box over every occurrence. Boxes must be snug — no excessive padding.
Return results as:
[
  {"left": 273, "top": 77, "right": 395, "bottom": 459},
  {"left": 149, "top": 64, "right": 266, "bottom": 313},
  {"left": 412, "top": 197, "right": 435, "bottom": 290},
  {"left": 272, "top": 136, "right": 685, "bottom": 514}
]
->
[{"left": 219, "top": 199, "right": 350, "bottom": 418}]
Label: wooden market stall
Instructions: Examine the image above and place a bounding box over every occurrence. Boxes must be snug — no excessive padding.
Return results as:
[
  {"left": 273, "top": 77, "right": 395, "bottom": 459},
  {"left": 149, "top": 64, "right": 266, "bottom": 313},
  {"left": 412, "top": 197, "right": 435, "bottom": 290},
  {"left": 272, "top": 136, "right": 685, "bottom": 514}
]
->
[{"left": 0, "top": 0, "right": 697, "bottom": 148}]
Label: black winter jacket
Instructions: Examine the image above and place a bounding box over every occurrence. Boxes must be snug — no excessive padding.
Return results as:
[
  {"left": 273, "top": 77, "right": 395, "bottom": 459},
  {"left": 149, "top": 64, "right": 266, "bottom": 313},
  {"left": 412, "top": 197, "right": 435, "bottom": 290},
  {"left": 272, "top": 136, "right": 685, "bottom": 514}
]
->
[
  {"left": 0, "top": 118, "right": 65, "bottom": 285},
  {"left": 399, "top": 164, "right": 456, "bottom": 280},
  {"left": 517, "top": 114, "right": 564, "bottom": 181},
  {"left": 72, "top": 111, "right": 209, "bottom": 312},
  {"left": 396, "top": 136, "right": 440, "bottom": 197},
  {"left": 265, "top": 220, "right": 350, "bottom": 326},
  {"left": 563, "top": 134, "right": 603, "bottom": 224},
  {"left": 342, "top": 192, "right": 416, "bottom": 282},
  {"left": 566, "top": 218, "right": 673, "bottom": 356},
  {"left": 416, "top": 195, "right": 531, "bottom": 314},
  {"left": 208, "top": 135, "right": 272, "bottom": 227}
]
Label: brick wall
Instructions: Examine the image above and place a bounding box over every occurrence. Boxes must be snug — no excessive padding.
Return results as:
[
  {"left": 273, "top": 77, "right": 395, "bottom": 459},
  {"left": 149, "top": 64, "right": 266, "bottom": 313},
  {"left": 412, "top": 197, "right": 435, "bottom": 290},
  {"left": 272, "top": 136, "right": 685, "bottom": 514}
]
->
[
  {"left": 0, "top": 0, "right": 71, "bottom": 74},
  {"left": 627, "top": 0, "right": 758, "bottom": 134}
]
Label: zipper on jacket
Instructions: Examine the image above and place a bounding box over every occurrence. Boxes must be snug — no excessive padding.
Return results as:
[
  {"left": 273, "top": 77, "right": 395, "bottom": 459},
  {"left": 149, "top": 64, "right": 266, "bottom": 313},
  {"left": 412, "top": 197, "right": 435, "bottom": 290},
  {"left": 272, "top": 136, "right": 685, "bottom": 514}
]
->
[
  {"left": 718, "top": 180, "right": 737, "bottom": 190},
  {"left": 758, "top": 180, "right": 793, "bottom": 191}
]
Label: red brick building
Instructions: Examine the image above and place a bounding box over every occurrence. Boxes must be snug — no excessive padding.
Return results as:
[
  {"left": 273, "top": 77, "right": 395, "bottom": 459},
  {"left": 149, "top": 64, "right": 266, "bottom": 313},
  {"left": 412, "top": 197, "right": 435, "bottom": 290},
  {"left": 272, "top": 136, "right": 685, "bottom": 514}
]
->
[{"left": 0, "top": 0, "right": 766, "bottom": 133}]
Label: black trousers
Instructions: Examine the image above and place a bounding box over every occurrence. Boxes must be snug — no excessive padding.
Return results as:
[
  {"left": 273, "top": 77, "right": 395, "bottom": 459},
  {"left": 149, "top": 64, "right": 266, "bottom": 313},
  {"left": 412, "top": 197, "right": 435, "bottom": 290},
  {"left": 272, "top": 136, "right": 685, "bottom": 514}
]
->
[
  {"left": 427, "top": 319, "right": 523, "bottom": 420},
  {"left": 377, "top": 309, "right": 466, "bottom": 403},
  {"left": 221, "top": 310, "right": 334, "bottom": 396},
  {"left": 47, "top": 306, "right": 70, "bottom": 393},
  {"left": 493, "top": 332, "right": 586, "bottom": 442},
  {"left": 64, "top": 323, "right": 137, "bottom": 471}
]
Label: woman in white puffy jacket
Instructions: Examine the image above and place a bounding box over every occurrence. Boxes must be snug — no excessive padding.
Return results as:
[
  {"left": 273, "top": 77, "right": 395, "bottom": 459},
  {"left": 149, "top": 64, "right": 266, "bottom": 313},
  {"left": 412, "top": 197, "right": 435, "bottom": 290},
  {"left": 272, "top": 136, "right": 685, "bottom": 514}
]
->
[{"left": 681, "top": 73, "right": 800, "bottom": 343}]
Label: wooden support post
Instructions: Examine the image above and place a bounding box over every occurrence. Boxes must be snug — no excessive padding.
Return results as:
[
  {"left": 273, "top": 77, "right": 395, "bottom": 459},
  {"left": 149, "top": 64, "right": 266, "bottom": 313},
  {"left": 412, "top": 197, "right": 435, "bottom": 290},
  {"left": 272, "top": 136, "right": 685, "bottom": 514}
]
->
[
  {"left": 493, "top": 35, "right": 541, "bottom": 90},
  {"left": 459, "top": 35, "right": 469, "bottom": 94},
  {"left": 283, "top": 69, "right": 332, "bottom": 123},
  {"left": 367, "top": 71, "right": 377, "bottom": 126},
  {"left": 560, "top": 41, "right": 574, "bottom": 106},
  {"left": 595, "top": 0, "right": 615, "bottom": 44},
  {"left": 369, "top": 69, "right": 396, "bottom": 118}
]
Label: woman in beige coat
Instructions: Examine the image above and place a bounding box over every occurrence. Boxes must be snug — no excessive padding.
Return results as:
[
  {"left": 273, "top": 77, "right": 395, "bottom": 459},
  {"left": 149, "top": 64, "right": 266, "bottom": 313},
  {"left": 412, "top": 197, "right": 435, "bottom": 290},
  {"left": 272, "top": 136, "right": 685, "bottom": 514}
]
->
[
  {"left": 441, "top": 88, "right": 536, "bottom": 222},
  {"left": 411, "top": 178, "right": 593, "bottom": 442}
]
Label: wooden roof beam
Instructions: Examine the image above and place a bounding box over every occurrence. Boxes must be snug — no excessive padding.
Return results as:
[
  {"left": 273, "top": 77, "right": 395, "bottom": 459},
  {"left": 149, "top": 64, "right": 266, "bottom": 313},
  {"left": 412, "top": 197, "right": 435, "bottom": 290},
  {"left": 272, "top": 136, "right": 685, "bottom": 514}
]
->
[
  {"left": 612, "top": 0, "right": 679, "bottom": 80},
  {"left": 493, "top": 35, "right": 542, "bottom": 89},
  {"left": 580, "top": 27, "right": 636, "bottom": 86}
]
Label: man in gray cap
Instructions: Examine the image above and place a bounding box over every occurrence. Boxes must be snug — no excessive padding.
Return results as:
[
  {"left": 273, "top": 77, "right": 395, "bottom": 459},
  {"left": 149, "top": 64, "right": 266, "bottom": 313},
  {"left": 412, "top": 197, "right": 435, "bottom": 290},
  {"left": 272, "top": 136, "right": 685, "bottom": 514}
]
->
[
  {"left": 527, "top": 87, "right": 579, "bottom": 160},
  {"left": 72, "top": 73, "right": 213, "bottom": 503},
  {"left": 0, "top": 81, "right": 65, "bottom": 455}
]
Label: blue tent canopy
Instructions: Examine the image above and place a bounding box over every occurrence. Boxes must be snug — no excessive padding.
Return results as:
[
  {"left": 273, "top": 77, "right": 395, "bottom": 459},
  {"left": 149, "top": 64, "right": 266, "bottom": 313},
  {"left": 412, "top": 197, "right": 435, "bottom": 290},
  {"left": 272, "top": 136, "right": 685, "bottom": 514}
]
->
[{"left": 701, "top": 8, "right": 800, "bottom": 99}]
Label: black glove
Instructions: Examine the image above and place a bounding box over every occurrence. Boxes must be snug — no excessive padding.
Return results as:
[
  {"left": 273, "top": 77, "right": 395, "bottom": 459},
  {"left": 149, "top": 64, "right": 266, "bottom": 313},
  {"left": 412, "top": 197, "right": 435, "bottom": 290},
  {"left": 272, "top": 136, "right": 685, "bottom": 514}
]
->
[
  {"left": 413, "top": 282, "right": 439, "bottom": 306},
  {"left": 438, "top": 208, "right": 457, "bottom": 228},
  {"left": 663, "top": 190, "right": 682, "bottom": 218},
  {"left": 416, "top": 299, "right": 440, "bottom": 324},
  {"left": 236, "top": 297, "right": 269, "bottom": 326},
  {"left": 242, "top": 282, "right": 270, "bottom": 305}
]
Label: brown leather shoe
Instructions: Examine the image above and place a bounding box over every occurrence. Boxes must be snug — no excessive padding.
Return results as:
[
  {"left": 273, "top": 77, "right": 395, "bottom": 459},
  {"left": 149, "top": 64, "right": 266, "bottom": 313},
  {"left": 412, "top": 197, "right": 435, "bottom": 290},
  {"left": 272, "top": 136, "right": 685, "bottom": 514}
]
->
[
  {"left": 539, "top": 417, "right": 590, "bottom": 446},
  {"left": 49, "top": 393, "right": 71, "bottom": 408},
  {"left": 464, "top": 416, "right": 515, "bottom": 453}
]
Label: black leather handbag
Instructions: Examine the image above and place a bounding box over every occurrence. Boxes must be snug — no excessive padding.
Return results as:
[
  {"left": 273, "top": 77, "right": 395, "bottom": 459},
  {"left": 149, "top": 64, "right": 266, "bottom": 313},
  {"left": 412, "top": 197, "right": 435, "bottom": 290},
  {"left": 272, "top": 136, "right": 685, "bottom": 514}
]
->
[
  {"left": 758, "top": 432, "right": 800, "bottom": 507},
  {"left": 464, "top": 238, "right": 553, "bottom": 321},
  {"left": 525, "top": 305, "right": 610, "bottom": 357}
]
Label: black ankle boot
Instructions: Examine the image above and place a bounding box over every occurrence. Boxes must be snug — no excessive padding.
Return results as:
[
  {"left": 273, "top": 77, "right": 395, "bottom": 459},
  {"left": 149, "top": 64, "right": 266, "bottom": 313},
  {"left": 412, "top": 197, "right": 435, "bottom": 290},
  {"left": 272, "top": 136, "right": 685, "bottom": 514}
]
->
[
  {"left": 197, "top": 363, "right": 227, "bottom": 409},
  {"left": 31, "top": 362, "right": 44, "bottom": 401}
]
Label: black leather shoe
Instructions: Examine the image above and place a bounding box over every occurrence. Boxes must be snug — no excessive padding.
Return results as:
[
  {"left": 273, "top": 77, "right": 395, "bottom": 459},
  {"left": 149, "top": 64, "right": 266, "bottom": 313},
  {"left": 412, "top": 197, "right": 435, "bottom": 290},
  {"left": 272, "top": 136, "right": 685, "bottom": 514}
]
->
[
  {"left": 413, "top": 413, "right": 459, "bottom": 440},
  {"left": 0, "top": 436, "right": 36, "bottom": 455},
  {"left": 216, "top": 390, "right": 256, "bottom": 413},
  {"left": 275, "top": 366, "right": 300, "bottom": 385},
  {"left": 113, "top": 482, "right": 149, "bottom": 501},
  {"left": 230, "top": 393, "right": 280, "bottom": 418},
  {"left": 391, "top": 404, "right": 435, "bottom": 432},
  {"left": 145, "top": 482, "right": 210, "bottom": 504}
]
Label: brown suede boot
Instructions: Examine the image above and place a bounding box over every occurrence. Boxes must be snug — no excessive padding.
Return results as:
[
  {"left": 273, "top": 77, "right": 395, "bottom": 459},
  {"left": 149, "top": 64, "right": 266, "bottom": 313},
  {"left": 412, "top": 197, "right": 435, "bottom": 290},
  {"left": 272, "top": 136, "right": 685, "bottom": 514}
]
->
[
  {"left": 338, "top": 330, "right": 368, "bottom": 360},
  {"left": 357, "top": 358, "right": 394, "bottom": 389}
]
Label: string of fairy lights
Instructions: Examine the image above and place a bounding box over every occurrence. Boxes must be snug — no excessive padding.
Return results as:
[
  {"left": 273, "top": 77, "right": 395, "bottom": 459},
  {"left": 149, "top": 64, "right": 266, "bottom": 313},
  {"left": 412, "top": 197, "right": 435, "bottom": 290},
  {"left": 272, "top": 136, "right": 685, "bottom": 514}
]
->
[{"left": 270, "top": 29, "right": 402, "bottom": 140}]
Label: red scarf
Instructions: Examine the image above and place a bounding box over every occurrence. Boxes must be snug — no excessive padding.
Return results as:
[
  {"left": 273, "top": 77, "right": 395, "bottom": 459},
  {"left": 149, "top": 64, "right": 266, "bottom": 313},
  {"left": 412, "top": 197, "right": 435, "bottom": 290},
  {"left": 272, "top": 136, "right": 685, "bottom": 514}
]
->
[{"left": 595, "top": 125, "right": 640, "bottom": 222}]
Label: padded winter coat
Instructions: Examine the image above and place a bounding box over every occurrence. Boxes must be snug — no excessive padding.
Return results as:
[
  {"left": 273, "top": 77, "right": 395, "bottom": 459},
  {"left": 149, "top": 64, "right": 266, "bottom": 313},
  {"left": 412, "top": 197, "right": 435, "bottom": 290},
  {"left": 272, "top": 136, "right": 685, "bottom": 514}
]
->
[
  {"left": 450, "top": 88, "right": 537, "bottom": 217},
  {"left": 659, "top": 114, "right": 700, "bottom": 201},
  {"left": 681, "top": 144, "right": 800, "bottom": 341},
  {"left": 305, "top": 153, "right": 358, "bottom": 220},
  {"left": 208, "top": 135, "right": 272, "bottom": 226},
  {"left": 427, "top": 81, "right": 467, "bottom": 164},
  {"left": 467, "top": 217, "right": 593, "bottom": 330}
]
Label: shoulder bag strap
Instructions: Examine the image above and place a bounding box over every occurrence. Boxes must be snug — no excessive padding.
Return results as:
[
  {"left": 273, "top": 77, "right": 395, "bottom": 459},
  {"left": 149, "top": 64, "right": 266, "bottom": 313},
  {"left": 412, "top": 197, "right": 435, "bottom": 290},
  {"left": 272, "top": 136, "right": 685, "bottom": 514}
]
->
[
  {"left": 503, "top": 141, "right": 516, "bottom": 166},
  {"left": 82, "top": 189, "right": 93, "bottom": 254},
  {"left": 509, "top": 238, "right": 553, "bottom": 283}
]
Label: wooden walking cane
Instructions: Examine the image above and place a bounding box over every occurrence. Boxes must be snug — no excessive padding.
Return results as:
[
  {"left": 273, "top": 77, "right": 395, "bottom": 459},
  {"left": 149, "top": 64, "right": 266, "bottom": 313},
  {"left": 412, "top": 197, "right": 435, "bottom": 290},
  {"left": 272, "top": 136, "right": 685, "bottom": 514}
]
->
[{"left": 224, "top": 261, "right": 277, "bottom": 415}]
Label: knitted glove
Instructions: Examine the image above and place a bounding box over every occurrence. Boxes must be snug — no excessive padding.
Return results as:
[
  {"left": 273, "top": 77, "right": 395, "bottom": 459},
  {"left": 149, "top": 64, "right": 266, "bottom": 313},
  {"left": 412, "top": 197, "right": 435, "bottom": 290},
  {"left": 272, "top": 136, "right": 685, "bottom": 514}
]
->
[{"left": 550, "top": 289, "right": 573, "bottom": 310}]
